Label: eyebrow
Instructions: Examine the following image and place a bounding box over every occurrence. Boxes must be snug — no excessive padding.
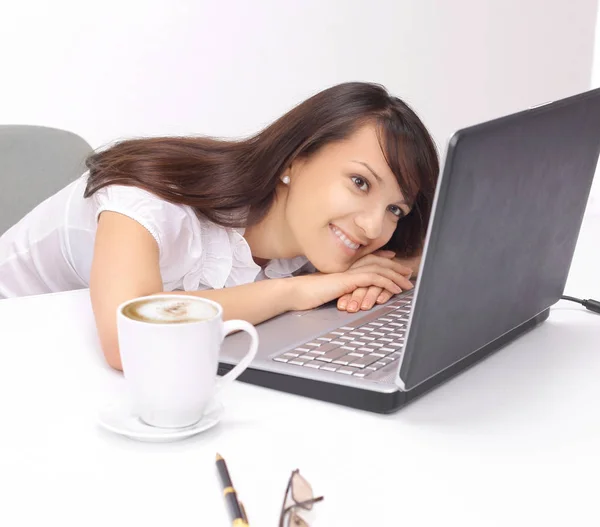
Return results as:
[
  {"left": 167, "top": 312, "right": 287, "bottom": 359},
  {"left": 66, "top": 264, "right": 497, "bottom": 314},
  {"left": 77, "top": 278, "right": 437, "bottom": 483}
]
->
[{"left": 351, "top": 160, "right": 408, "bottom": 205}]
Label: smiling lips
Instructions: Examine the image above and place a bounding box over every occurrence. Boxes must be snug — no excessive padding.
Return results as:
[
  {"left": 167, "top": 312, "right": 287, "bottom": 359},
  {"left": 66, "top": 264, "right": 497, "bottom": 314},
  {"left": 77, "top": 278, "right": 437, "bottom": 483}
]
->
[{"left": 330, "top": 224, "right": 363, "bottom": 250}]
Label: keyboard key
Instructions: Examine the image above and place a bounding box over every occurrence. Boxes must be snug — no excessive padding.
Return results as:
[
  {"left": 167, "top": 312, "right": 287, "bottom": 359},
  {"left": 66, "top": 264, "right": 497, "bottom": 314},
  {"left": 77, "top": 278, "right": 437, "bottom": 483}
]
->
[
  {"left": 349, "top": 331, "right": 365, "bottom": 336},
  {"left": 321, "top": 332, "right": 344, "bottom": 339},
  {"left": 351, "top": 307, "right": 396, "bottom": 325},
  {"left": 340, "top": 326, "right": 356, "bottom": 331},
  {"left": 289, "top": 359, "right": 307, "bottom": 366},
  {"left": 380, "top": 347, "right": 395, "bottom": 353},
  {"left": 320, "top": 364, "right": 339, "bottom": 372},
  {"left": 298, "top": 354, "right": 319, "bottom": 360},
  {"left": 304, "top": 362, "right": 321, "bottom": 369},
  {"left": 333, "top": 356, "right": 353, "bottom": 365},
  {"left": 337, "top": 366, "right": 362, "bottom": 375},
  {"left": 348, "top": 355, "right": 380, "bottom": 368},
  {"left": 370, "top": 331, "right": 385, "bottom": 337},
  {"left": 316, "top": 348, "right": 351, "bottom": 363},
  {"left": 378, "top": 357, "right": 394, "bottom": 365},
  {"left": 366, "top": 341, "right": 384, "bottom": 347},
  {"left": 310, "top": 342, "right": 342, "bottom": 353},
  {"left": 388, "top": 333, "right": 404, "bottom": 339},
  {"left": 378, "top": 338, "right": 393, "bottom": 343},
  {"left": 389, "top": 342, "right": 404, "bottom": 348},
  {"left": 273, "top": 357, "right": 289, "bottom": 363}
]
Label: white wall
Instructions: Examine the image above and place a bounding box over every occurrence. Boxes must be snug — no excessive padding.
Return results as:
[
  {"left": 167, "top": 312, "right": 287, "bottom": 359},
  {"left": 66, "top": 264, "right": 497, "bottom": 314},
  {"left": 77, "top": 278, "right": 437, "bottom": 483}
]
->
[{"left": 2, "top": 0, "right": 599, "bottom": 211}]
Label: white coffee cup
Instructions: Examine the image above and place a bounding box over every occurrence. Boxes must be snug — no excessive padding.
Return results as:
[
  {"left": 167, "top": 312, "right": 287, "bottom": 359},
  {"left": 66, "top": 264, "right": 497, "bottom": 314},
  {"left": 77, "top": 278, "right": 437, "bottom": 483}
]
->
[{"left": 116, "top": 294, "right": 258, "bottom": 428}]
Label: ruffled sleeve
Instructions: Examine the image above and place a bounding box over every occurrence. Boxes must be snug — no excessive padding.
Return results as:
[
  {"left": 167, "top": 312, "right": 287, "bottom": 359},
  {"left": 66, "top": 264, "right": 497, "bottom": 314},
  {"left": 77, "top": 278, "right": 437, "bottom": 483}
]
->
[{"left": 92, "top": 184, "right": 204, "bottom": 290}]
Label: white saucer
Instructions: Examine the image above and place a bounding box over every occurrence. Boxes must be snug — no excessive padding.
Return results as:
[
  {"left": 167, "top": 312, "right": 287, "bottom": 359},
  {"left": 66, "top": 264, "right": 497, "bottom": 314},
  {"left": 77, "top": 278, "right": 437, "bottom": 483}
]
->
[{"left": 98, "top": 400, "right": 224, "bottom": 443}]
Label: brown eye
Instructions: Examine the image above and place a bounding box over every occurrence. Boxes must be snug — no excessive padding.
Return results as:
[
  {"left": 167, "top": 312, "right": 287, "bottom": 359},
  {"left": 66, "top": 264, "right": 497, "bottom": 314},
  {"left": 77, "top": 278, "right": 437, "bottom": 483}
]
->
[
  {"left": 388, "top": 205, "right": 403, "bottom": 218},
  {"left": 351, "top": 175, "right": 369, "bottom": 192}
]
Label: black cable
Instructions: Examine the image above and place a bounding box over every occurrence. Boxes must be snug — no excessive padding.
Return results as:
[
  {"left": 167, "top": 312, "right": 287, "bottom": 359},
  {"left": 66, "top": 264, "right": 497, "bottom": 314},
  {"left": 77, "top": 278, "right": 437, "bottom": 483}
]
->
[{"left": 560, "top": 295, "right": 600, "bottom": 314}]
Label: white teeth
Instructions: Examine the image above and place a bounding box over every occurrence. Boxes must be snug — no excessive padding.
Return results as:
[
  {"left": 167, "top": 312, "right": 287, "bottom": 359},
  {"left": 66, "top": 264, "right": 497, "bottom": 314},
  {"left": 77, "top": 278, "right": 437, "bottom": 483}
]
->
[{"left": 331, "top": 226, "right": 360, "bottom": 250}]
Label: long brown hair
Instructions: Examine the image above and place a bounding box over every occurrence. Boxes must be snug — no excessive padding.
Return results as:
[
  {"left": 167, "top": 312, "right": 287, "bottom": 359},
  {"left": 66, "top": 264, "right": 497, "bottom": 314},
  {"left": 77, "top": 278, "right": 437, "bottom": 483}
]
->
[{"left": 84, "top": 82, "right": 439, "bottom": 257}]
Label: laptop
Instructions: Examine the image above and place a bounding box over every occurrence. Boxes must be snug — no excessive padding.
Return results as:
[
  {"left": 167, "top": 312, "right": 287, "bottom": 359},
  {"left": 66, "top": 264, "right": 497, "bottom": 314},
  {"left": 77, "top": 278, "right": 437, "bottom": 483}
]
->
[{"left": 218, "top": 87, "right": 600, "bottom": 413}]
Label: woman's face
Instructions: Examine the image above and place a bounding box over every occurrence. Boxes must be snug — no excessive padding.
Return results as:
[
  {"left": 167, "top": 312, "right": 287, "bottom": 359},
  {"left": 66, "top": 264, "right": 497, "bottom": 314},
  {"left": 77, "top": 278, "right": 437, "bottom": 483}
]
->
[{"left": 284, "top": 123, "right": 412, "bottom": 273}]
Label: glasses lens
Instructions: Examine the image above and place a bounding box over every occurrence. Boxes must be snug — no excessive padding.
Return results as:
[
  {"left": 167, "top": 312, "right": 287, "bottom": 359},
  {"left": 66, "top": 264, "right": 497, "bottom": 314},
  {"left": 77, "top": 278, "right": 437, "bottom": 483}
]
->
[
  {"left": 291, "top": 471, "right": 314, "bottom": 509},
  {"left": 287, "top": 510, "right": 309, "bottom": 527}
]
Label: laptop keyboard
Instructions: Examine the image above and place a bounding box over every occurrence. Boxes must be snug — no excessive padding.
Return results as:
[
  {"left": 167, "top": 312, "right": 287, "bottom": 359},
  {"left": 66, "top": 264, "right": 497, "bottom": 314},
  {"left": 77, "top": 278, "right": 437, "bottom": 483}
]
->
[{"left": 272, "top": 291, "right": 413, "bottom": 378}]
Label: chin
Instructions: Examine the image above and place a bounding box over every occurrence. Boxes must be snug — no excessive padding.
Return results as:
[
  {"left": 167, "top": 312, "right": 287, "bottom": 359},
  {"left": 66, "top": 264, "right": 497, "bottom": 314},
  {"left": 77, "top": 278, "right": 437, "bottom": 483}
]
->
[{"left": 308, "top": 256, "right": 353, "bottom": 274}]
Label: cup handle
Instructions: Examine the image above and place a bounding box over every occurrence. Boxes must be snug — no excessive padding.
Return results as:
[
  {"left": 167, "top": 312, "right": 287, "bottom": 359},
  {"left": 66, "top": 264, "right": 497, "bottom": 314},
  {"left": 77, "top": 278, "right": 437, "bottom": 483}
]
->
[{"left": 214, "top": 319, "right": 259, "bottom": 395}]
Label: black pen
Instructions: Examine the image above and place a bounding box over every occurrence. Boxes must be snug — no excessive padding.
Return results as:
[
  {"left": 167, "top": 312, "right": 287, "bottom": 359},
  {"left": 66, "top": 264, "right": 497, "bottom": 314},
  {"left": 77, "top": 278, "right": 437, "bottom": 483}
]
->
[{"left": 216, "top": 453, "right": 250, "bottom": 527}]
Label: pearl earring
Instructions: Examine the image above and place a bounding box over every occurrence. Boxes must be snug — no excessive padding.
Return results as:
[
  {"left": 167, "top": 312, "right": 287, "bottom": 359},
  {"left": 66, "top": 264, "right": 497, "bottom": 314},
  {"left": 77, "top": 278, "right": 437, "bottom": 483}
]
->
[{"left": 281, "top": 175, "right": 291, "bottom": 185}]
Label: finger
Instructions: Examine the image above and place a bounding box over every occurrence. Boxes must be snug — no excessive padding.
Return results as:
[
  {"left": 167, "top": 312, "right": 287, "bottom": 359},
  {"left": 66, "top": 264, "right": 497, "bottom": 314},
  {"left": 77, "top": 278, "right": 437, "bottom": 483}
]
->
[
  {"left": 358, "top": 286, "right": 385, "bottom": 311},
  {"left": 352, "top": 273, "right": 403, "bottom": 295},
  {"left": 337, "top": 293, "right": 353, "bottom": 310},
  {"left": 352, "top": 254, "right": 412, "bottom": 277},
  {"left": 376, "top": 290, "right": 394, "bottom": 304},
  {"left": 350, "top": 264, "right": 414, "bottom": 292},
  {"left": 373, "top": 250, "right": 396, "bottom": 259},
  {"left": 346, "top": 287, "right": 369, "bottom": 312}
]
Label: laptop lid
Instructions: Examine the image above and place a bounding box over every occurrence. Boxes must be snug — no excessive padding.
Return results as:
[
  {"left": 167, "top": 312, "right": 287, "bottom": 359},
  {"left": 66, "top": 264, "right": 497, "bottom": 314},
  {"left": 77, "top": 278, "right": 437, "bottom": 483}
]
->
[{"left": 397, "top": 88, "right": 600, "bottom": 392}]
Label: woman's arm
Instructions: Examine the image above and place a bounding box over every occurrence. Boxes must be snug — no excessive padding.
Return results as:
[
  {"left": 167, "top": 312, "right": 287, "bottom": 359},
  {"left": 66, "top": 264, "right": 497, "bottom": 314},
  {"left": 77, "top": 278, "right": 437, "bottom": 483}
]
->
[
  {"left": 91, "top": 212, "right": 412, "bottom": 371},
  {"left": 90, "top": 212, "right": 295, "bottom": 371}
]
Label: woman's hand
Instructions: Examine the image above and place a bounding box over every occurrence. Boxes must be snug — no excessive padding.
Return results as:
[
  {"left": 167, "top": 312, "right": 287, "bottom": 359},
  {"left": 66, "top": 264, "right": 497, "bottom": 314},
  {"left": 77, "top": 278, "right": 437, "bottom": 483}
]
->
[
  {"left": 336, "top": 250, "right": 415, "bottom": 313},
  {"left": 289, "top": 255, "right": 414, "bottom": 312}
]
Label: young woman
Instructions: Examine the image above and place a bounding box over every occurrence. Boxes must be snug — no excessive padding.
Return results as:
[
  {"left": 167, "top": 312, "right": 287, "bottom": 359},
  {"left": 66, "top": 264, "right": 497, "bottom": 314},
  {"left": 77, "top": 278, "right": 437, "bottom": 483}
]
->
[{"left": 0, "top": 82, "right": 439, "bottom": 369}]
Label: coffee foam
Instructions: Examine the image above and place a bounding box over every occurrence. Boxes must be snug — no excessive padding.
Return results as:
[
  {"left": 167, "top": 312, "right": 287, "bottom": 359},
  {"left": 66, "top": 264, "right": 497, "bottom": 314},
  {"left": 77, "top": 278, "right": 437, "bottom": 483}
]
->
[{"left": 122, "top": 297, "right": 218, "bottom": 324}]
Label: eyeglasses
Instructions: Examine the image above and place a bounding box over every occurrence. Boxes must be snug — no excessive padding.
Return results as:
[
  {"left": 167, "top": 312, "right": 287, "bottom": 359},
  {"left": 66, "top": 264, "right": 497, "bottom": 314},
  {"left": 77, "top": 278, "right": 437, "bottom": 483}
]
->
[{"left": 278, "top": 469, "right": 324, "bottom": 527}]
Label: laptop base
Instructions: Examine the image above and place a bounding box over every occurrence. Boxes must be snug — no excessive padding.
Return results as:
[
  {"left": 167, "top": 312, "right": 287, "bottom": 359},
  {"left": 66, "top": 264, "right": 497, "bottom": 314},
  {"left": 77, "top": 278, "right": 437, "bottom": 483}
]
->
[{"left": 218, "top": 309, "right": 550, "bottom": 413}]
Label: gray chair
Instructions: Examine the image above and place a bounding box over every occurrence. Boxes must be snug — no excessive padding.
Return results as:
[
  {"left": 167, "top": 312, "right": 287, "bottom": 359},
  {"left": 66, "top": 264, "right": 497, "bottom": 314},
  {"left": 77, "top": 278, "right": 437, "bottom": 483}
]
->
[{"left": 0, "top": 125, "right": 93, "bottom": 235}]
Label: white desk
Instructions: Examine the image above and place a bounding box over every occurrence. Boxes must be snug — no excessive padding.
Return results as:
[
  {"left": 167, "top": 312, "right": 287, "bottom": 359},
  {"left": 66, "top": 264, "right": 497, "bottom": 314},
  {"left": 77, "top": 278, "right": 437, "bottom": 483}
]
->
[{"left": 1, "top": 213, "right": 600, "bottom": 527}]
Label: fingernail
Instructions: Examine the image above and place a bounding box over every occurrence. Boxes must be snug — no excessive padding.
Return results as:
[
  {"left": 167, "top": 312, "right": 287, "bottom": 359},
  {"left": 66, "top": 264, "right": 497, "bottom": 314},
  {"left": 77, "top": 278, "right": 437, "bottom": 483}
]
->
[
  {"left": 348, "top": 301, "right": 359, "bottom": 311},
  {"left": 377, "top": 294, "right": 385, "bottom": 303},
  {"left": 339, "top": 301, "right": 347, "bottom": 309},
  {"left": 361, "top": 301, "right": 370, "bottom": 309}
]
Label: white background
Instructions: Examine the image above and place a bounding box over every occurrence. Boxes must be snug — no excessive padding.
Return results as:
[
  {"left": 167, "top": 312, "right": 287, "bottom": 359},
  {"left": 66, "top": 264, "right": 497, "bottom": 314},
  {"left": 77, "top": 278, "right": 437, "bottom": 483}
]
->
[{"left": 2, "top": 0, "right": 600, "bottom": 212}]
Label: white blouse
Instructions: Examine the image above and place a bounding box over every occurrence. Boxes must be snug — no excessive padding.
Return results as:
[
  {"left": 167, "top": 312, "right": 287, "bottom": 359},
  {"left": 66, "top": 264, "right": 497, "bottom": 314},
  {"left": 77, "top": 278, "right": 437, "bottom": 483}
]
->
[{"left": 0, "top": 172, "right": 311, "bottom": 299}]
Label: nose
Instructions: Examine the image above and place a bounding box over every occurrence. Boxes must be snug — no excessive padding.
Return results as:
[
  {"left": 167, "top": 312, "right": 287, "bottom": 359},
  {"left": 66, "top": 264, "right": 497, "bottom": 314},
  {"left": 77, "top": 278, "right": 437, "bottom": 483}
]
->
[{"left": 354, "top": 207, "right": 386, "bottom": 241}]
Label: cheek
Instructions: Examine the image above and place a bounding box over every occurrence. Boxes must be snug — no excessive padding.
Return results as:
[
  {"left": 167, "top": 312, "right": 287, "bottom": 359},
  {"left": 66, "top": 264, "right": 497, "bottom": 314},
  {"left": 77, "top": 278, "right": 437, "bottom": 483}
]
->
[{"left": 377, "top": 223, "right": 398, "bottom": 247}]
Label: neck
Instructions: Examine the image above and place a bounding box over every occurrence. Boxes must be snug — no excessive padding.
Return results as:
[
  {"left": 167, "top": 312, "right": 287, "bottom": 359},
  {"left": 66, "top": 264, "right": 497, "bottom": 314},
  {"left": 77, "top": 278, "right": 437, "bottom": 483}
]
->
[{"left": 243, "top": 188, "right": 301, "bottom": 262}]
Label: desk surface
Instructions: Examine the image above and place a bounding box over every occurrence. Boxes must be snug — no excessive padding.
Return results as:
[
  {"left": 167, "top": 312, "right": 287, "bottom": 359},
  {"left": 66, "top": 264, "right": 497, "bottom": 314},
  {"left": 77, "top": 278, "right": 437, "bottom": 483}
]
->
[{"left": 1, "top": 213, "right": 599, "bottom": 527}]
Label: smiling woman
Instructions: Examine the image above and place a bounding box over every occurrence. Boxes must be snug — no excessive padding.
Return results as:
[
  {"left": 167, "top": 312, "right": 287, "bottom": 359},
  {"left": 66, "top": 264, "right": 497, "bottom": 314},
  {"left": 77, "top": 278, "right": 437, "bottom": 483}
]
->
[{"left": 0, "top": 82, "right": 439, "bottom": 369}]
